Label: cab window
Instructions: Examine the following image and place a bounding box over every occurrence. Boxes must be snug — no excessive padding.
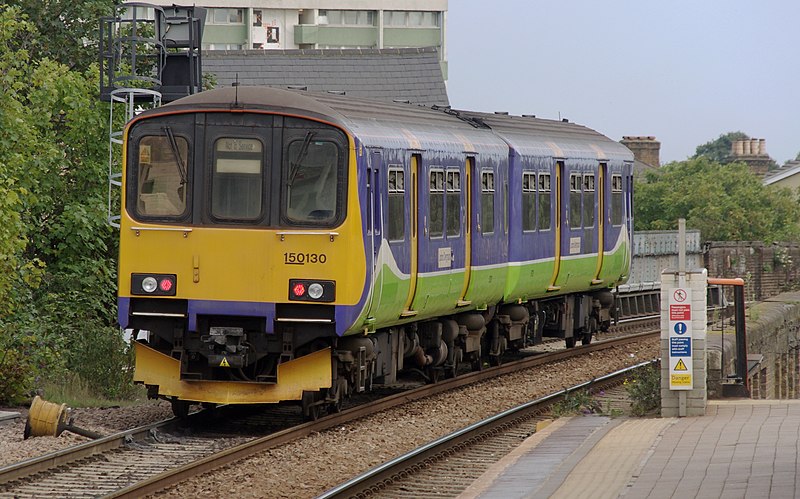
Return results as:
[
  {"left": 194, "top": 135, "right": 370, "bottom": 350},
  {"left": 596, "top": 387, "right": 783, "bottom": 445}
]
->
[
  {"left": 211, "top": 137, "right": 263, "bottom": 220},
  {"left": 284, "top": 135, "right": 340, "bottom": 224},
  {"left": 136, "top": 135, "right": 189, "bottom": 217}
]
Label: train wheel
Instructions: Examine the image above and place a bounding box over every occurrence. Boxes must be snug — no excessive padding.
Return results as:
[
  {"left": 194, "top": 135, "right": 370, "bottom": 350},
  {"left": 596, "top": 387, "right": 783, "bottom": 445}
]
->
[
  {"left": 470, "top": 352, "right": 483, "bottom": 371},
  {"left": 171, "top": 399, "right": 191, "bottom": 419},
  {"left": 565, "top": 337, "right": 576, "bottom": 349},
  {"left": 426, "top": 366, "right": 441, "bottom": 384},
  {"left": 446, "top": 347, "right": 462, "bottom": 378},
  {"left": 489, "top": 354, "right": 502, "bottom": 367},
  {"left": 581, "top": 332, "right": 593, "bottom": 345},
  {"left": 302, "top": 391, "right": 322, "bottom": 421}
]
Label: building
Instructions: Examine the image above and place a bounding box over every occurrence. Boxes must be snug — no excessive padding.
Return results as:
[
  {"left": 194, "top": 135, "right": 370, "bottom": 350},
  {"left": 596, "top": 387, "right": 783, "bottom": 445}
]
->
[
  {"left": 726, "top": 138, "right": 774, "bottom": 177},
  {"left": 147, "top": 1, "right": 449, "bottom": 78},
  {"left": 763, "top": 160, "right": 800, "bottom": 190},
  {"left": 203, "top": 47, "right": 449, "bottom": 106},
  {"left": 620, "top": 136, "right": 660, "bottom": 175}
]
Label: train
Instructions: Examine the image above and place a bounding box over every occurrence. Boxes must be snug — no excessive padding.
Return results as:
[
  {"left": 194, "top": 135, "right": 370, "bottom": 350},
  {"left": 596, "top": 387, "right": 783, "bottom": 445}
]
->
[{"left": 117, "top": 86, "right": 634, "bottom": 418}]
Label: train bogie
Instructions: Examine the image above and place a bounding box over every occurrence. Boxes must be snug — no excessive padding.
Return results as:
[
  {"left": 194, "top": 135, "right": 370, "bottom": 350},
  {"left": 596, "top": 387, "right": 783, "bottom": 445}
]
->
[{"left": 116, "top": 87, "right": 633, "bottom": 416}]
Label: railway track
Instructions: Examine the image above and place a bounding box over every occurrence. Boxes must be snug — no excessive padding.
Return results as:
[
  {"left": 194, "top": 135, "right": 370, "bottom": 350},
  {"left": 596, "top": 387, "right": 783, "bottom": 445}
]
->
[
  {"left": 318, "top": 362, "right": 655, "bottom": 498},
  {"left": 0, "top": 329, "right": 658, "bottom": 498}
]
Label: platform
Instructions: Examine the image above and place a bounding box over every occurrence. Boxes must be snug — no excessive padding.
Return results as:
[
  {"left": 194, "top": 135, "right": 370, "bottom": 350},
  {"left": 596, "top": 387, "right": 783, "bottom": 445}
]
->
[{"left": 458, "top": 400, "right": 800, "bottom": 498}]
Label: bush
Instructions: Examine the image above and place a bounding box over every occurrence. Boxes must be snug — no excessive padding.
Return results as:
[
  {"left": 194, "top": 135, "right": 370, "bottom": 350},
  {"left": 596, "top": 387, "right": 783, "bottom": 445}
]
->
[{"left": 625, "top": 364, "right": 661, "bottom": 416}]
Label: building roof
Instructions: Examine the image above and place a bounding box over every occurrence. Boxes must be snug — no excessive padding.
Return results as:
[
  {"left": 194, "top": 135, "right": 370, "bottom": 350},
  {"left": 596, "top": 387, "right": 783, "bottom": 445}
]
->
[
  {"left": 201, "top": 47, "right": 449, "bottom": 107},
  {"left": 763, "top": 160, "right": 800, "bottom": 186}
]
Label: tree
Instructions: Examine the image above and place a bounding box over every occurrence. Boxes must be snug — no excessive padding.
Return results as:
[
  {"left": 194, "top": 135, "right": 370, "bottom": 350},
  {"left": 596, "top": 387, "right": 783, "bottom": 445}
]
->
[
  {"left": 0, "top": 5, "right": 132, "bottom": 403},
  {"left": 4, "top": 0, "right": 118, "bottom": 72},
  {"left": 634, "top": 157, "right": 800, "bottom": 242},
  {"left": 692, "top": 131, "right": 749, "bottom": 163}
]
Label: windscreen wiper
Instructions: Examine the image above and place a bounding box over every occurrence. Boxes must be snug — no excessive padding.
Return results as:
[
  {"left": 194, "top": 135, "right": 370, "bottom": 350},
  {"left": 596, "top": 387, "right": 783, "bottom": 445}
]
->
[
  {"left": 162, "top": 126, "right": 187, "bottom": 185},
  {"left": 287, "top": 131, "right": 315, "bottom": 186}
]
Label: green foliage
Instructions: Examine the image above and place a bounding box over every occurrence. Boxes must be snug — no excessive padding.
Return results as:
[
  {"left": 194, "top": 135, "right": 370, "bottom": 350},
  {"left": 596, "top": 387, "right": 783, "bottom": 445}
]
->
[
  {"left": 3, "top": 0, "right": 118, "bottom": 72},
  {"left": 0, "top": 4, "right": 130, "bottom": 404},
  {"left": 624, "top": 364, "right": 661, "bottom": 416},
  {"left": 634, "top": 157, "right": 800, "bottom": 242},
  {"left": 693, "top": 131, "right": 749, "bottom": 163},
  {"left": 551, "top": 389, "right": 602, "bottom": 417}
]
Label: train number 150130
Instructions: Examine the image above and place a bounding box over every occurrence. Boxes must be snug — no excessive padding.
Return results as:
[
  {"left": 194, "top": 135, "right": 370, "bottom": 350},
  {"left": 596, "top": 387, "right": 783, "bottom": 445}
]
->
[{"left": 284, "top": 252, "right": 327, "bottom": 265}]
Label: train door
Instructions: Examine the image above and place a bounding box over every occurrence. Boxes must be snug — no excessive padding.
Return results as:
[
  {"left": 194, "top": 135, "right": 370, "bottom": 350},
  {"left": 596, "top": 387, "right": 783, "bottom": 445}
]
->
[
  {"left": 592, "top": 162, "right": 607, "bottom": 285},
  {"left": 365, "top": 150, "right": 383, "bottom": 315},
  {"left": 547, "top": 160, "right": 565, "bottom": 291},
  {"left": 457, "top": 157, "right": 474, "bottom": 306},
  {"left": 400, "top": 155, "right": 419, "bottom": 317}
]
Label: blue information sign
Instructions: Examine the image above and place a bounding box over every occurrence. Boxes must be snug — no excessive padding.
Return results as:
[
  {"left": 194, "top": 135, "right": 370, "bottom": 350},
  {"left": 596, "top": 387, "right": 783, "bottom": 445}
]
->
[{"left": 670, "top": 337, "right": 691, "bottom": 357}]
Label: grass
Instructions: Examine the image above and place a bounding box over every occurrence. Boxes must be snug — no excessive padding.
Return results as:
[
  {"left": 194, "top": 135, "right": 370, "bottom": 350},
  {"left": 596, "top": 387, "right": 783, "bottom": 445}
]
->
[{"left": 39, "top": 372, "right": 147, "bottom": 408}]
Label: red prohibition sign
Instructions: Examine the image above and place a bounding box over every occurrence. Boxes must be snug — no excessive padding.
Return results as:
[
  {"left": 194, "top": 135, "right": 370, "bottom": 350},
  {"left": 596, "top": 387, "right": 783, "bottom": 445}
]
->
[{"left": 673, "top": 289, "right": 687, "bottom": 302}]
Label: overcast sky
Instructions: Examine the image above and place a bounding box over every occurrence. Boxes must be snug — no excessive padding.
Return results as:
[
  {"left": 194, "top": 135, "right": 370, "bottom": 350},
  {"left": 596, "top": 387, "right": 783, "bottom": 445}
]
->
[{"left": 446, "top": 1, "right": 799, "bottom": 165}]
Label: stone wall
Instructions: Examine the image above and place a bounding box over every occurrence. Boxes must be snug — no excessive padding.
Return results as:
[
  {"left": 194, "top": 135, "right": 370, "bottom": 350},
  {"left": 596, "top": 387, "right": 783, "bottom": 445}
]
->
[
  {"left": 704, "top": 241, "right": 800, "bottom": 301},
  {"left": 707, "top": 291, "right": 800, "bottom": 399}
]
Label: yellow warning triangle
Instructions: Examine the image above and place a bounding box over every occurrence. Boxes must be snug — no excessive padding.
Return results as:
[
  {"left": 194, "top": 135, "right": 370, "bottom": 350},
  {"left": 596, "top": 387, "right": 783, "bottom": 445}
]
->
[
  {"left": 219, "top": 357, "right": 230, "bottom": 368},
  {"left": 674, "top": 358, "right": 688, "bottom": 371}
]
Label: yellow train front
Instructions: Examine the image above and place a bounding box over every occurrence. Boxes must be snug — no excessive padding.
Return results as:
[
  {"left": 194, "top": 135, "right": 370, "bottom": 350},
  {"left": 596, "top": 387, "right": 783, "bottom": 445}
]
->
[{"left": 118, "top": 87, "right": 368, "bottom": 417}]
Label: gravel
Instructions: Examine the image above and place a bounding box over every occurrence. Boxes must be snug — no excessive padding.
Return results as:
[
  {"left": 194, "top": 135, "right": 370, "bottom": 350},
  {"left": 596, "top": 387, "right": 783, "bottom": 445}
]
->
[
  {"left": 0, "top": 337, "right": 657, "bottom": 498},
  {"left": 0, "top": 400, "right": 173, "bottom": 468}
]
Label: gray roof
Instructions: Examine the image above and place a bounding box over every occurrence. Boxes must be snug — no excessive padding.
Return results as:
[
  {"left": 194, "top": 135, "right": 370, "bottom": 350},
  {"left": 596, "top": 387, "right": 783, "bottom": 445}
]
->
[{"left": 201, "top": 47, "right": 449, "bottom": 107}]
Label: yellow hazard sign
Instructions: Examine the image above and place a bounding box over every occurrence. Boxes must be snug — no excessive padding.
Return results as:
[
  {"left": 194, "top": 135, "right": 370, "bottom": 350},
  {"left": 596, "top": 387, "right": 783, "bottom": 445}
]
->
[
  {"left": 674, "top": 358, "right": 688, "bottom": 371},
  {"left": 671, "top": 374, "right": 692, "bottom": 386},
  {"left": 219, "top": 357, "right": 230, "bottom": 368}
]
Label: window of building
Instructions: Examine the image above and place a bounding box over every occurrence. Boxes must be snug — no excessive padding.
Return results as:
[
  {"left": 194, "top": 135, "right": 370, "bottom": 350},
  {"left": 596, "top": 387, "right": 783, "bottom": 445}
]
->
[
  {"left": 481, "top": 170, "right": 494, "bottom": 234},
  {"left": 429, "top": 168, "right": 445, "bottom": 238},
  {"left": 611, "top": 174, "right": 623, "bottom": 226},
  {"left": 204, "top": 43, "right": 244, "bottom": 50},
  {"left": 522, "top": 171, "right": 536, "bottom": 231},
  {"left": 385, "top": 11, "right": 441, "bottom": 27},
  {"left": 538, "top": 173, "right": 551, "bottom": 230},
  {"left": 569, "top": 173, "right": 582, "bottom": 228},
  {"left": 211, "top": 138, "right": 263, "bottom": 220},
  {"left": 135, "top": 134, "right": 189, "bottom": 218},
  {"left": 208, "top": 8, "right": 244, "bottom": 25},
  {"left": 583, "top": 173, "right": 595, "bottom": 228},
  {"left": 388, "top": 167, "right": 405, "bottom": 241},
  {"left": 446, "top": 169, "right": 461, "bottom": 236},
  {"left": 319, "top": 10, "right": 375, "bottom": 26}
]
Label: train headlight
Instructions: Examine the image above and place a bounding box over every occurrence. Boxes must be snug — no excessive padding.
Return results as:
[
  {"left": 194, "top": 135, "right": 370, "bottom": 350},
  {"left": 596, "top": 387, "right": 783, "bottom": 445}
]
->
[
  {"left": 141, "top": 277, "right": 158, "bottom": 293},
  {"left": 132, "top": 274, "right": 177, "bottom": 296},
  {"left": 307, "top": 283, "right": 324, "bottom": 299},
  {"left": 288, "top": 279, "right": 335, "bottom": 302}
]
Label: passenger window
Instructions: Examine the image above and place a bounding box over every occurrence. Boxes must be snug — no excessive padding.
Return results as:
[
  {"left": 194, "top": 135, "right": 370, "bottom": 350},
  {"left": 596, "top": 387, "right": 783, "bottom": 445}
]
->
[
  {"left": 481, "top": 171, "right": 494, "bottom": 234},
  {"left": 522, "top": 172, "right": 536, "bottom": 232},
  {"left": 538, "top": 173, "right": 551, "bottom": 230},
  {"left": 583, "top": 173, "right": 595, "bottom": 228},
  {"left": 446, "top": 169, "right": 461, "bottom": 237},
  {"left": 136, "top": 134, "right": 189, "bottom": 217},
  {"left": 569, "top": 173, "right": 582, "bottom": 228},
  {"left": 429, "top": 168, "right": 445, "bottom": 238},
  {"left": 611, "top": 174, "right": 623, "bottom": 226},
  {"left": 387, "top": 167, "right": 405, "bottom": 241},
  {"left": 284, "top": 136, "right": 339, "bottom": 224},
  {"left": 211, "top": 137, "right": 263, "bottom": 220}
]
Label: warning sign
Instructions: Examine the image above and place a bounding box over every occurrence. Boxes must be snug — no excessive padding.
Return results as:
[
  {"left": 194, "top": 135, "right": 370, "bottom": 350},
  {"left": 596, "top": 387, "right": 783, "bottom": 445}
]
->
[
  {"left": 670, "top": 374, "right": 692, "bottom": 387},
  {"left": 670, "top": 304, "right": 691, "bottom": 321},
  {"left": 219, "top": 357, "right": 230, "bottom": 368},
  {"left": 668, "top": 287, "right": 693, "bottom": 390}
]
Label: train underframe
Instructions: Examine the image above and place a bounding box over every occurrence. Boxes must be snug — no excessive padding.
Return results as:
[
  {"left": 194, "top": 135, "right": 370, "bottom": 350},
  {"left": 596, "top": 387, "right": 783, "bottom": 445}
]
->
[{"left": 131, "top": 290, "right": 616, "bottom": 419}]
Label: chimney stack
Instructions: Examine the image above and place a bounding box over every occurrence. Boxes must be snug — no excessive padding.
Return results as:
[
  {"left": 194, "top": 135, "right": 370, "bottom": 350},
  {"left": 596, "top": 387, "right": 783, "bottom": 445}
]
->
[{"left": 620, "top": 136, "right": 661, "bottom": 168}]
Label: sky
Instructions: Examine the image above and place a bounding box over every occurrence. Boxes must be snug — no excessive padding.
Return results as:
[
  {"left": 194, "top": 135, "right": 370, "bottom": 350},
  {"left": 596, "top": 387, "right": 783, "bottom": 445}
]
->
[{"left": 446, "top": 1, "right": 799, "bottom": 165}]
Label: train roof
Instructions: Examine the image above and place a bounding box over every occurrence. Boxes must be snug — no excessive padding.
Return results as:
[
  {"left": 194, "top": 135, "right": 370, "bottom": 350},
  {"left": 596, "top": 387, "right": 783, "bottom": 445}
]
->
[{"left": 146, "top": 86, "right": 632, "bottom": 162}]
